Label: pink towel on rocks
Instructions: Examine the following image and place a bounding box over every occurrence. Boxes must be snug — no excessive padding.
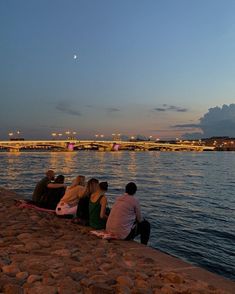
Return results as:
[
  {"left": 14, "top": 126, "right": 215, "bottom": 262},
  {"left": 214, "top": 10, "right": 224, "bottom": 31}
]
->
[
  {"left": 15, "top": 199, "right": 55, "bottom": 213},
  {"left": 90, "top": 230, "right": 118, "bottom": 240}
]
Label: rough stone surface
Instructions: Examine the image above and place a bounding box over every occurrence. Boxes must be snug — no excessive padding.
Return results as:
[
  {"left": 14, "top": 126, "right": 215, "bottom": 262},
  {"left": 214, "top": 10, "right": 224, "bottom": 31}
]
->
[
  {"left": 3, "top": 283, "right": 23, "bottom": 294},
  {"left": 2, "top": 264, "right": 20, "bottom": 276},
  {"left": 24, "top": 284, "right": 57, "bottom": 294},
  {"left": 16, "top": 271, "right": 29, "bottom": 280},
  {"left": 0, "top": 187, "right": 234, "bottom": 294},
  {"left": 116, "top": 276, "right": 134, "bottom": 288},
  {"left": 27, "top": 274, "right": 42, "bottom": 284}
]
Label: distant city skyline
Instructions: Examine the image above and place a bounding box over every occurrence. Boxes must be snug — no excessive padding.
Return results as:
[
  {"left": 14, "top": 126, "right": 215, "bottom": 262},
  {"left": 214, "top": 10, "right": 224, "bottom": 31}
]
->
[{"left": 1, "top": 1, "right": 235, "bottom": 140}]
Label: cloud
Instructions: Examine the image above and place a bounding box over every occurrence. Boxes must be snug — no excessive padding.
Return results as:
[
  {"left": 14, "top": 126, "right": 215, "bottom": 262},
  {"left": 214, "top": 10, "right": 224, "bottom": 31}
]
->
[
  {"left": 154, "top": 108, "right": 166, "bottom": 112},
  {"left": 56, "top": 101, "right": 81, "bottom": 116},
  {"left": 106, "top": 107, "right": 121, "bottom": 113},
  {"left": 172, "top": 123, "right": 200, "bottom": 128},
  {"left": 176, "top": 108, "right": 188, "bottom": 112},
  {"left": 153, "top": 104, "right": 188, "bottom": 113},
  {"left": 174, "top": 104, "right": 235, "bottom": 139}
]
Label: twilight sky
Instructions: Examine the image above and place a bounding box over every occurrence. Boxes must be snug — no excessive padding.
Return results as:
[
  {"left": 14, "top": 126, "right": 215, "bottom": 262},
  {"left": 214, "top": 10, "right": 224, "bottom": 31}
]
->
[{"left": 1, "top": 0, "right": 235, "bottom": 140}]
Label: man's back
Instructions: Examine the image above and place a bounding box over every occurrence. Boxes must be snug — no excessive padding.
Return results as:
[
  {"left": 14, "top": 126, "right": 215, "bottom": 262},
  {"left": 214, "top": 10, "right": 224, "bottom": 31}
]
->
[
  {"left": 106, "top": 193, "right": 141, "bottom": 239},
  {"left": 32, "top": 177, "right": 50, "bottom": 203}
]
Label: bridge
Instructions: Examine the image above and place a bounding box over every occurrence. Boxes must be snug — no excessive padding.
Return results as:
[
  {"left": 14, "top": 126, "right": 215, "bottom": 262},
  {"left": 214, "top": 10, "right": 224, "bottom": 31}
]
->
[{"left": 0, "top": 140, "right": 215, "bottom": 152}]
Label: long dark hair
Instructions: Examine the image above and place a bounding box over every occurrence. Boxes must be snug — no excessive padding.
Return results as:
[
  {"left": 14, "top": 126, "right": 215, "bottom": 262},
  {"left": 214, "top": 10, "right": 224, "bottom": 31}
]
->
[{"left": 82, "top": 178, "right": 99, "bottom": 198}]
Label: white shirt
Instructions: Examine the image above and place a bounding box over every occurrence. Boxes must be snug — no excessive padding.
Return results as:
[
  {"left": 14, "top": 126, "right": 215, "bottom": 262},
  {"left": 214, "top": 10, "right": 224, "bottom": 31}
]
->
[{"left": 59, "top": 185, "right": 85, "bottom": 206}]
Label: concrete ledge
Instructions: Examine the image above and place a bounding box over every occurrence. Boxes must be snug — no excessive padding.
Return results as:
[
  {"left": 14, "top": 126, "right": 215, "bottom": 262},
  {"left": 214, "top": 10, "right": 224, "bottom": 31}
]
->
[{"left": 113, "top": 241, "right": 235, "bottom": 293}]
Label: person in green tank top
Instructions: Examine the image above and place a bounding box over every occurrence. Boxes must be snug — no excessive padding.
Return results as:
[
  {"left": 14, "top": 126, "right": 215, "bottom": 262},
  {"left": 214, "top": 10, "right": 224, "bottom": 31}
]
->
[{"left": 89, "top": 182, "right": 109, "bottom": 229}]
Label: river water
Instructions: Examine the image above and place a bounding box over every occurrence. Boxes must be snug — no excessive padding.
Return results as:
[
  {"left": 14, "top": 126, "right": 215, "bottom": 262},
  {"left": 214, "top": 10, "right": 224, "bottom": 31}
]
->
[{"left": 0, "top": 151, "right": 234, "bottom": 280}]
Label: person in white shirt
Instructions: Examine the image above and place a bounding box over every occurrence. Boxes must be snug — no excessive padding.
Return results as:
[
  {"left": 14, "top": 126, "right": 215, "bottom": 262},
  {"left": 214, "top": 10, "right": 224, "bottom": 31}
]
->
[
  {"left": 56, "top": 175, "right": 85, "bottom": 217},
  {"left": 106, "top": 182, "right": 150, "bottom": 245}
]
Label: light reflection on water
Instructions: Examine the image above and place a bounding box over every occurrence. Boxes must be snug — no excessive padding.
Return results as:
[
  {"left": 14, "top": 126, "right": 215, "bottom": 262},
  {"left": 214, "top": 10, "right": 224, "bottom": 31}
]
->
[{"left": 0, "top": 151, "right": 235, "bottom": 280}]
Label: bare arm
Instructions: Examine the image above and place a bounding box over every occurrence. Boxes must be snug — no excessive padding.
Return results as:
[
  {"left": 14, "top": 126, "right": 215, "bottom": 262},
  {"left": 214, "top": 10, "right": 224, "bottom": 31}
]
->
[{"left": 100, "top": 196, "right": 108, "bottom": 219}]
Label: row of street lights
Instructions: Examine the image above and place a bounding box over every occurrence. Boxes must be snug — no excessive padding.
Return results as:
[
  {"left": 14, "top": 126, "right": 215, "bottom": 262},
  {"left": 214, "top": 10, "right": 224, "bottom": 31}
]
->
[
  {"left": 51, "top": 131, "right": 77, "bottom": 139},
  {"left": 8, "top": 130, "right": 22, "bottom": 139},
  {"left": 50, "top": 132, "right": 159, "bottom": 141},
  {"left": 7, "top": 130, "right": 159, "bottom": 141}
]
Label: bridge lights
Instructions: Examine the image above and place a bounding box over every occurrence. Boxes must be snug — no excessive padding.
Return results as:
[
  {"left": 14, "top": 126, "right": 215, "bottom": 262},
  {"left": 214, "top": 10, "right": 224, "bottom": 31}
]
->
[
  {"left": 65, "top": 131, "right": 70, "bottom": 139},
  {"left": 112, "top": 133, "right": 121, "bottom": 141},
  {"left": 70, "top": 131, "right": 77, "bottom": 140},
  {"left": 95, "top": 134, "right": 104, "bottom": 140},
  {"left": 8, "top": 130, "right": 23, "bottom": 140},
  {"left": 63, "top": 131, "right": 77, "bottom": 140},
  {"left": 51, "top": 132, "right": 57, "bottom": 139}
]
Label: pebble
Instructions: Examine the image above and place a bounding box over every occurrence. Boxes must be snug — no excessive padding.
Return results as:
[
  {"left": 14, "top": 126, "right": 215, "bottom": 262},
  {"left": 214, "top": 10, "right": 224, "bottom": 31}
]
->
[
  {"left": 3, "top": 283, "right": 23, "bottom": 294},
  {"left": 16, "top": 271, "right": 29, "bottom": 280},
  {"left": 27, "top": 274, "right": 42, "bottom": 284},
  {"left": 24, "top": 284, "right": 57, "bottom": 294},
  {"left": 116, "top": 276, "right": 134, "bottom": 288},
  {"left": 2, "top": 264, "right": 20, "bottom": 276},
  {"left": 89, "top": 282, "right": 114, "bottom": 294},
  {"left": 57, "top": 276, "right": 81, "bottom": 294},
  {"left": 52, "top": 249, "right": 71, "bottom": 257}
]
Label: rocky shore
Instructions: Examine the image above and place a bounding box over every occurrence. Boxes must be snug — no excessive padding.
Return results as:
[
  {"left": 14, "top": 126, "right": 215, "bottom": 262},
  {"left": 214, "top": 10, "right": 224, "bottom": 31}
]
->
[{"left": 0, "top": 187, "right": 234, "bottom": 294}]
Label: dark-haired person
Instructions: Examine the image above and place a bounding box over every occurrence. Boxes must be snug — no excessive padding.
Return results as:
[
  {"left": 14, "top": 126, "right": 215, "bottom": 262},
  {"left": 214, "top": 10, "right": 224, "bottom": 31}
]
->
[
  {"left": 106, "top": 182, "right": 150, "bottom": 245},
  {"left": 74, "top": 178, "right": 99, "bottom": 225},
  {"left": 32, "top": 170, "right": 66, "bottom": 205},
  {"left": 40, "top": 175, "right": 66, "bottom": 209},
  {"left": 89, "top": 181, "right": 109, "bottom": 229}
]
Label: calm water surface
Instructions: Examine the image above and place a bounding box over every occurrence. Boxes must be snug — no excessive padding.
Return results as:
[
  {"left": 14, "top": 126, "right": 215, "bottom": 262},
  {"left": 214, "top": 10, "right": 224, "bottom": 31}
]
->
[{"left": 0, "top": 151, "right": 234, "bottom": 280}]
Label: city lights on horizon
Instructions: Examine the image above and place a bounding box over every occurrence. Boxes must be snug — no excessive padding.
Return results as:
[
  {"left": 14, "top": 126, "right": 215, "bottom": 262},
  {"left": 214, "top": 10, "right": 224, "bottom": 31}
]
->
[
  {"left": 6, "top": 129, "right": 164, "bottom": 142},
  {"left": 5, "top": 128, "right": 195, "bottom": 142}
]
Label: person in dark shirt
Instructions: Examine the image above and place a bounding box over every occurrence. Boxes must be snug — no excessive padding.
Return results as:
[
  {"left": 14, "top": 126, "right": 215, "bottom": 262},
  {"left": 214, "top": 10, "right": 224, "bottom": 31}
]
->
[
  {"left": 32, "top": 170, "right": 65, "bottom": 205},
  {"left": 40, "top": 175, "right": 66, "bottom": 209}
]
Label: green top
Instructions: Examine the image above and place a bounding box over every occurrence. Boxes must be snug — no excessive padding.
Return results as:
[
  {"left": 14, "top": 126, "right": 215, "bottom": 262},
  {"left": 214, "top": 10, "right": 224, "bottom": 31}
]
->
[{"left": 89, "top": 195, "right": 106, "bottom": 229}]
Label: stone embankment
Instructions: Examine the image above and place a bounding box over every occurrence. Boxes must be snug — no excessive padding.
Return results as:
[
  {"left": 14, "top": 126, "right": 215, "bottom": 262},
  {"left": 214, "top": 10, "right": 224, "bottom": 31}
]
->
[{"left": 0, "top": 187, "right": 234, "bottom": 294}]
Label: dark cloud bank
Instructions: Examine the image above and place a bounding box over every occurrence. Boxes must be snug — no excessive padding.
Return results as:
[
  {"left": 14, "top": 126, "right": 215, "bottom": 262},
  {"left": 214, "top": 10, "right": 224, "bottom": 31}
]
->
[
  {"left": 106, "top": 107, "right": 121, "bottom": 113},
  {"left": 154, "top": 104, "right": 188, "bottom": 113},
  {"left": 56, "top": 101, "right": 81, "bottom": 116},
  {"left": 174, "top": 104, "right": 235, "bottom": 139}
]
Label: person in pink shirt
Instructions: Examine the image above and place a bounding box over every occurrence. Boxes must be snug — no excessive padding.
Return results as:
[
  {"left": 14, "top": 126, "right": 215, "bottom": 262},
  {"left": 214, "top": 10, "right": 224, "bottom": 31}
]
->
[{"left": 106, "top": 182, "right": 150, "bottom": 245}]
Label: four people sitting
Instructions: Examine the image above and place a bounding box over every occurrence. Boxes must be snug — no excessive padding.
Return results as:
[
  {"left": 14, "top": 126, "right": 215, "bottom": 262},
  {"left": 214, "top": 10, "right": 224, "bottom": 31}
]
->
[{"left": 32, "top": 170, "right": 151, "bottom": 245}]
